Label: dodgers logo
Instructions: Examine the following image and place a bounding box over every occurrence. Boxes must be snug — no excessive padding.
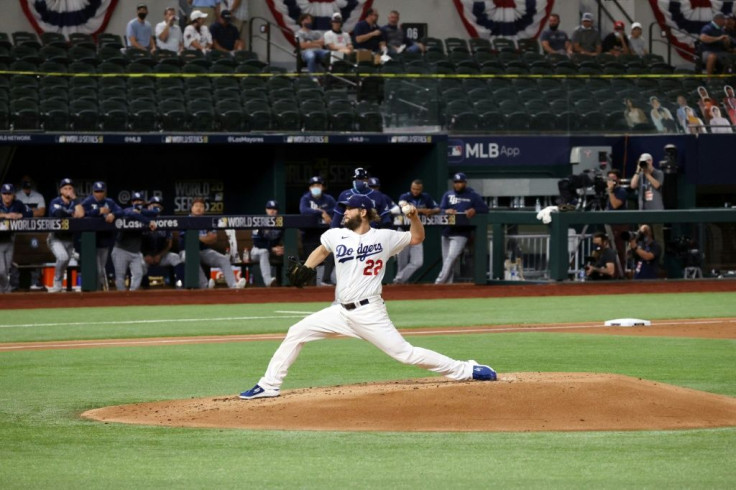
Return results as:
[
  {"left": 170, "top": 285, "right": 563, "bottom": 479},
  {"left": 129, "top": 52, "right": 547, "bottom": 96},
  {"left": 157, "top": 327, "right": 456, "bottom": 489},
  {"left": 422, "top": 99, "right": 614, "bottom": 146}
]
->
[{"left": 335, "top": 242, "right": 384, "bottom": 263}]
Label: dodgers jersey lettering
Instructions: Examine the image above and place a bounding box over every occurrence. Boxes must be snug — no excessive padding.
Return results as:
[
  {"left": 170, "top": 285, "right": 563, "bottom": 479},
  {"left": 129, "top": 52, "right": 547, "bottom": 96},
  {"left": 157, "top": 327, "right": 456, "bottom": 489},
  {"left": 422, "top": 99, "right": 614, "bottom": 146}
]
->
[{"left": 321, "top": 227, "right": 411, "bottom": 303}]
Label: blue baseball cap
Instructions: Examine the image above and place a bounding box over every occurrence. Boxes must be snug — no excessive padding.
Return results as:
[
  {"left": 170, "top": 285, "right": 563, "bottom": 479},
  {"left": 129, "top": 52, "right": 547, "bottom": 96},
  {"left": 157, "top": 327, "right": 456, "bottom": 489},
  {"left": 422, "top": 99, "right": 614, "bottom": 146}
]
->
[
  {"left": 131, "top": 191, "right": 144, "bottom": 202},
  {"left": 149, "top": 196, "right": 162, "bottom": 205},
  {"left": 309, "top": 176, "right": 324, "bottom": 185},
  {"left": 1, "top": 183, "right": 14, "bottom": 194},
  {"left": 59, "top": 178, "right": 73, "bottom": 189},
  {"left": 93, "top": 181, "right": 106, "bottom": 191},
  {"left": 339, "top": 194, "right": 375, "bottom": 210},
  {"left": 266, "top": 200, "right": 279, "bottom": 209},
  {"left": 368, "top": 177, "right": 381, "bottom": 187},
  {"left": 453, "top": 172, "right": 467, "bottom": 182}
]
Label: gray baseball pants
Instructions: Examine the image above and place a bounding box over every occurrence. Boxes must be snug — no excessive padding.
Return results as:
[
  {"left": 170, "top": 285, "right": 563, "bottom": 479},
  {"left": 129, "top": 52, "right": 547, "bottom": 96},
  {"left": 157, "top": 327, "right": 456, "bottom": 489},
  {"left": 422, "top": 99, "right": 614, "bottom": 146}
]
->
[
  {"left": 435, "top": 235, "right": 468, "bottom": 284},
  {"left": 394, "top": 243, "right": 423, "bottom": 283}
]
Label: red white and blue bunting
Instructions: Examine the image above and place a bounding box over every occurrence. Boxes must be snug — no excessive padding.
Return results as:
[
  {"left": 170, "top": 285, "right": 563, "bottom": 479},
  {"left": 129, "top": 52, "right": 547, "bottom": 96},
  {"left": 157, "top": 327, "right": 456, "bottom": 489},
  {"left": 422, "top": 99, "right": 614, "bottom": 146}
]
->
[
  {"left": 266, "top": 0, "right": 374, "bottom": 46},
  {"left": 452, "top": 0, "right": 555, "bottom": 40},
  {"left": 20, "top": 0, "right": 119, "bottom": 37},
  {"left": 648, "top": 0, "right": 735, "bottom": 60}
]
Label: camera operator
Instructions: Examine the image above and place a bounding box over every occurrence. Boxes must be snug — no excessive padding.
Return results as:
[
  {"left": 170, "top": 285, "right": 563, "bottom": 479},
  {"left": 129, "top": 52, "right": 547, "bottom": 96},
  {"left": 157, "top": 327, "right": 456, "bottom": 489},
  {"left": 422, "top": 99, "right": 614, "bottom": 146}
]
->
[
  {"left": 629, "top": 224, "right": 661, "bottom": 279},
  {"left": 605, "top": 169, "right": 627, "bottom": 210},
  {"left": 630, "top": 153, "right": 663, "bottom": 211},
  {"left": 585, "top": 232, "right": 620, "bottom": 280}
]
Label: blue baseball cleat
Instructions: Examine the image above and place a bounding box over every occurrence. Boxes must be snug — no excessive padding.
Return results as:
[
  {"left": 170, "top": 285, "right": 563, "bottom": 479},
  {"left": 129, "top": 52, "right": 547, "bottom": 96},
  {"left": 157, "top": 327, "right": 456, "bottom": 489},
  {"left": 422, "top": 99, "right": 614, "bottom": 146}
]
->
[
  {"left": 239, "top": 384, "right": 280, "bottom": 400},
  {"left": 471, "top": 363, "right": 498, "bottom": 381}
]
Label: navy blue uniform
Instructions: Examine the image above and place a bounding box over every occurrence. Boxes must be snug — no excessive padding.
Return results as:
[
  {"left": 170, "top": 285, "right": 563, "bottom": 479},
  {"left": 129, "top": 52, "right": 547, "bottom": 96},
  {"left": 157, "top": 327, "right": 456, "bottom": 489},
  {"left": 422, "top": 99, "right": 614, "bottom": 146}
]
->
[
  {"left": 438, "top": 186, "right": 489, "bottom": 238},
  {"left": 81, "top": 194, "right": 122, "bottom": 248},
  {"left": 332, "top": 187, "right": 393, "bottom": 228}
]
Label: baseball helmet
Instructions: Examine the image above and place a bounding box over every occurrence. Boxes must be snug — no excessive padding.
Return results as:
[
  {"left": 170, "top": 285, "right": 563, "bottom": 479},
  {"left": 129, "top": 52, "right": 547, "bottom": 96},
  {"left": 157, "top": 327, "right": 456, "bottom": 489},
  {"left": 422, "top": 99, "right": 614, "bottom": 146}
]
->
[
  {"left": 353, "top": 167, "right": 369, "bottom": 180},
  {"left": 59, "top": 178, "right": 73, "bottom": 189},
  {"left": 368, "top": 177, "right": 381, "bottom": 188}
]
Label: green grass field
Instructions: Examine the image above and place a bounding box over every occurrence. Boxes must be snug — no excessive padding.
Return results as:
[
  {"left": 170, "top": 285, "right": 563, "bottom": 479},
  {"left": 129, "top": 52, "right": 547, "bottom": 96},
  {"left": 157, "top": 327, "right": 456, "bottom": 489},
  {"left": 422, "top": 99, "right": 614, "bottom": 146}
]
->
[{"left": 1, "top": 292, "right": 735, "bottom": 488}]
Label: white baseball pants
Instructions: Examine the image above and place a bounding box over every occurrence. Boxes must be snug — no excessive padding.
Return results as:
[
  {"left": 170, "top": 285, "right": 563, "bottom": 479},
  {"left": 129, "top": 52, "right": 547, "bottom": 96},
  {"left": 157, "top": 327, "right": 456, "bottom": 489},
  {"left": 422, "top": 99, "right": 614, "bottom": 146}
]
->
[{"left": 256, "top": 298, "right": 475, "bottom": 390}]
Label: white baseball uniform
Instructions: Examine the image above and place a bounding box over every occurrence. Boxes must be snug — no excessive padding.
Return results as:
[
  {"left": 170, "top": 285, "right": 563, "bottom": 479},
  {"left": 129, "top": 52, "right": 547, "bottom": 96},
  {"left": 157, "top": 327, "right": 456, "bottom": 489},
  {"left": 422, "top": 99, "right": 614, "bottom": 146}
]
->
[{"left": 255, "top": 227, "right": 477, "bottom": 391}]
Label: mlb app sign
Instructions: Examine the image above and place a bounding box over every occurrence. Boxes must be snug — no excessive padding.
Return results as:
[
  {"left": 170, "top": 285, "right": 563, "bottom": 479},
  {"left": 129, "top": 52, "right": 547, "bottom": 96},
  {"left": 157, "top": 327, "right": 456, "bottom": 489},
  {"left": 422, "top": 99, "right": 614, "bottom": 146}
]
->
[{"left": 447, "top": 137, "right": 568, "bottom": 166}]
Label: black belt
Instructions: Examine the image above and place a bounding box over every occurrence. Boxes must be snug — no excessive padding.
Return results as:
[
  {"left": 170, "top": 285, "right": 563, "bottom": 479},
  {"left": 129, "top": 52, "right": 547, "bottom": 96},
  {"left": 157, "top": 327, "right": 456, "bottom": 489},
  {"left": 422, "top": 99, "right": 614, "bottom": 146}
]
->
[{"left": 341, "top": 298, "right": 370, "bottom": 310}]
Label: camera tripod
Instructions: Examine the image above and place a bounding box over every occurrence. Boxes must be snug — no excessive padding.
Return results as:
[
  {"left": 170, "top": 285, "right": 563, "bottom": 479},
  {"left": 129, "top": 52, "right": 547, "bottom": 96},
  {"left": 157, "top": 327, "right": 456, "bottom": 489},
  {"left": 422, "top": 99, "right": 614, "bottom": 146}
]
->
[{"left": 569, "top": 223, "right": 626, "bottom": 280}]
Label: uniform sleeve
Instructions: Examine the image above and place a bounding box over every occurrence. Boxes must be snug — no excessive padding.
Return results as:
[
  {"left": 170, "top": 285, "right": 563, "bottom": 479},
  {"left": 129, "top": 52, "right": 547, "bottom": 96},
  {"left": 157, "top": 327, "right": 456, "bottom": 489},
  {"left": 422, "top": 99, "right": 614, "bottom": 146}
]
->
[
  {"left": 320, "top": 228, "right": 336, "bottom": 253},
  {"left": 299, "top": 194, "right": 321, "bottom": 215},
  {"left": 439, "top": 191, "right": 450, "bottom": 210},
  {"left": 472, "top": 192, "right": 489, "bottom": 213},
  {"left": 388, "top": 230, "right": 412, "bottom": 256}
]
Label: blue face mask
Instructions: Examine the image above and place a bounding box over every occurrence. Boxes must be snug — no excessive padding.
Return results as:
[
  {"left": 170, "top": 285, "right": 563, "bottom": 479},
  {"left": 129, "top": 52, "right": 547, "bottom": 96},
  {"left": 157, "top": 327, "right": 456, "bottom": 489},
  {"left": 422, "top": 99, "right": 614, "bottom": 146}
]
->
[{"left": 310, "top": 187, "right": 322, "bottom": 198}]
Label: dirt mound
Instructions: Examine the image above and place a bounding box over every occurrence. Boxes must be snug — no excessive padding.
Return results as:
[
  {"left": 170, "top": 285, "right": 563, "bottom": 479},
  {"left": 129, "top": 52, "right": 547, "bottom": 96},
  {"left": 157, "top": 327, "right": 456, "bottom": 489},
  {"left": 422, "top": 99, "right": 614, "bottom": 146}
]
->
[{"left": 82, "top": 373, "right": 736, "bottom": 432}]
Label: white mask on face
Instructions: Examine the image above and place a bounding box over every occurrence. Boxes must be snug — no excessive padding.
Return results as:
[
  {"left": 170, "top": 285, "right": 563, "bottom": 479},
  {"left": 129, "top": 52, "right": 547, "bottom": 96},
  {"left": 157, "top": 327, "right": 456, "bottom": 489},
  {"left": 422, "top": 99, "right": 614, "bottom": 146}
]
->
[{"left": 310, "top": 187, "right": 322, "bottom": 198}]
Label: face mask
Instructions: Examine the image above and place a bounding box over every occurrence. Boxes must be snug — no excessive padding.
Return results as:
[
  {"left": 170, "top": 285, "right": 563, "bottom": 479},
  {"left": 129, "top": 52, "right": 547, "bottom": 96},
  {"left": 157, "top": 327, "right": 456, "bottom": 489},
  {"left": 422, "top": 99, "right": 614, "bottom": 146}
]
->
[
  {"left": 549, "top": 24, "right": 558, "bottom": 31},
  {"left": 133, "top": 203, "right": 143, "bottom": 211},
  {"left": 138, "top": 12, "right": 147, "bottom": 20},
  {"left": 310, "top": 187, "right": 322, "bottom": 198},
  {"left": 304, "top": 22, "right": 312, "bottom": 29}
]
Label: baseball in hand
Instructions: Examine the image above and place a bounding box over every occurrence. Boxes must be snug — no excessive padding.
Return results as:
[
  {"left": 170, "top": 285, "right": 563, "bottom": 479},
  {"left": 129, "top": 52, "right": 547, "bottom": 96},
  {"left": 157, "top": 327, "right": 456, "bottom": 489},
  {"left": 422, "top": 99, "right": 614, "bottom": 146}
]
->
[{"left": 401, "top": 203, "right": 416, "bottom": 216}]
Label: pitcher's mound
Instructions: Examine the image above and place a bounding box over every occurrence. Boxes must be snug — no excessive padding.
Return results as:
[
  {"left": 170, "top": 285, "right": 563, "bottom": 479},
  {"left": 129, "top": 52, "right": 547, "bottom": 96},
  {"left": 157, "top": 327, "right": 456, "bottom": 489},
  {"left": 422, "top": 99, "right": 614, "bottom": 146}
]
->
[{"left": 82, "top": 373, "right": 736, "bottom": 432}]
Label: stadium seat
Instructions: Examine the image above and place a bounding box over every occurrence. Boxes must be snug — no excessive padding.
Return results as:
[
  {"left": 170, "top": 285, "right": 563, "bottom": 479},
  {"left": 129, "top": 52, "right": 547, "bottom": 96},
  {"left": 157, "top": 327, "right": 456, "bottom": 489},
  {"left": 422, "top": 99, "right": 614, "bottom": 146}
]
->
[
  {"left": 445, "top": 37, "right": 470, "bottom": 54},
  {"left": 12, "top": 31, "right": 42, "bottom": 49},
  {"left": 40, "top": 45, "right": 70, "bottom": 64},
  {"left": 579, "top": 111, "right": 605, "bottom": 131},
  {"left": 154, "top": 63, "right": 181, "bottom": 74},
  {"left": 69, "top": 45, "right": 99, "bottom": 65},
  {"left": 98, "top": 33, "right": 124, "bottom": 50},
  {"left": 39, "top": 76, "right": 68, "bottom": 91},
  {"left": 529, "top": 111, "right": 556, "bottom": 131},
  {"left": 69, "top": 99, "right": 98, "bottom": 130},
  {"left": 492, "top": 38, "right": 517, "bottom": 53},
  {"left": 215, "top": 101, "right": 245, "bottom": 131},
  {"left": 11, "top": 45, "right": 43, "bottom": 65},
  {"left": 96, "top": 61, "right": 124, "bottom": 74},
  {"left": 505, "top": 111, "right": 529, "bottom": 131},
  {"left": 246, "top": 108, "right": 273, "bottom": 131},
  {"left": 448, "top": 111, "right": 478, "bottom": 131},
  {"left": 40, "top": 99, "right": 69, "bottom": 130},
  {"left": 127, "top": 61, "right": 153, "bottom": 73},
  {"left": 10, "top": 99, "right": 40, "bottom": 130},
  {"left": 302, "top": 109, "right": 328, "bottom": 131},
  {"left": 0, "top": 101, "right": 9, "bottom": 130},
  {"left": 10, "top": 85, "right": 39, "bottom": 103},
  {"left": 517, "top": 38, "right": 540, "bottom": 54},
  {"left": 357, "top": 109, "right": 383, "bottom": 132},
  {"left": 99, "top": 100, "right": 128, "bottom": 131},
  {"left": 421, "top": 37, "right": 445, "bottom": 54},
  {"left": 209, "top": 59, "right": 236, "bottom": 73},
  {"left": 40, "top": 32, "right": 67, "bottom": 49},
  {"left": 477, "top": 111, "right": 505, "bottom": 130},
  {"left": 468, "top": 38, "right": 492, "bottom": 54},
  {"left": 329, "top": 110, "right": 355, "bottom": 131},
  {"left": 68, "top": 32, "right": 96, "bottom": 50},
  {"left": 158, "top": 100, "right": 188, "bottom": 131},
  {"left": 128, "top": 100, "right": 157, "bottom": 131},
  {"left": 188, "top": 100, "right": 215, "bottom": 131},
  {"left": 39, "top": 61, "right": 67, "bottom": 73},
  {"left": 0, "top": 32, "right": 12, "bottom": 50},
  {"left": 235, "top": 63, "right": 261, "bottom": 74}
]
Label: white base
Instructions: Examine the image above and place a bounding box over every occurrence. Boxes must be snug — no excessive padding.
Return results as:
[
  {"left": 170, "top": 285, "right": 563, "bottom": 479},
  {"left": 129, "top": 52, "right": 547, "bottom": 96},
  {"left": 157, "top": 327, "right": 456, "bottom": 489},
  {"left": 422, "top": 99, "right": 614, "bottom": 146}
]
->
[{"left": 604, "top": 318, "right": 651, "bottom": 327}]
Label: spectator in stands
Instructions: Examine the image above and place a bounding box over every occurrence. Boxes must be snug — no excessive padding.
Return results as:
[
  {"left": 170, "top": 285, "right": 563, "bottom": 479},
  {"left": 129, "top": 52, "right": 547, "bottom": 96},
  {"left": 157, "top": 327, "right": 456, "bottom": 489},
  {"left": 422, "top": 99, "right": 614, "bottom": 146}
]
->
[
  {"left": 723, "top": 85, "right": 736, "bottom": 124},
  {"left": 180, "top": 197, "right": 245, "bottom": 289},
  {"left": 393, "top": 179, "right": 439, "bottom": 284},
  {"left": 295, "top": 13, "right": 330, "bottom": 75},
  {"left": 250, "top": 200, "right": 284, "bottom": 287},
  {"left": 82, "top": 181, "right": 122, "bottom": 291},
  {"left": 708, "top": 106, "right": 733, "bottom": 133},
  {"left": 648, "top": 96, "right": 677, "bottom": 133},
  {"left": 14, "top": 175, "right": 46, "bottom": 290},
  {"left": 602, "top": 20, "right": 630, "bottom": 56},
  {"left": 184, "top": 10, "right": 213, "bottom": 53},
  {"left": 155, "top": 6, "right": 183, "bottom": 53},
  {"left": 630, "top": 153, "right": 664, "bottom": 211},
  {"left": 726, "top": 14, "right": 736, "bottom": 43},
  {"left": 126, "top": 3, "right": 156, "bottom": 53},
  {"left": 299, "top": 176, "right": 336, "bottom": 286},
  {"left": 188, "top": 0, "right": 220, "bottom": 21},
  {"left": 111, "top": 192, "right": 158, "bottom": 291},
  {"left": 629, "top": 224, "right": 661, "bottom": 280},
  {"left": 540, "top": 13, "right": 572, "bottom": 56},
  {"left": 435, "top": 173, "right": 488, "bottom": 284},
  {"left": 210, "top": 9, "right": 244, "bottom": 53},
  {"left": 696, "top": 86, "right": 716, "bottom": 122},
  {"left": 675, "top": 95, "right": 690, "bottom": 132},
  {"left": 699, "top": 12, "right": 731, "bottom": 76},
  {"left": 221, "top": 0, "right": 248, "bottom": 47},
  {"left": 684, "top": 106, "right": 707, "bottom": 134},
  {"left": 628, "top": 22, "right": 648, "bottom": 56},
  {"left": 623, "top": 98, "right": 649, "bottom": 130},
  {"left": 585, "top": 232, "right": 619, "bottom": 280},
  {"left": 1, "top": 184, "right": 32, "bottom": 293},
  {"left": 381, "top": 10, "right": 424, "bottom": 55},
  {"left": 46, "top": 179, "right": 84, "bottom": 293},
  {"left": 353, "top": 8, "right": 385, "bottom": 54},
  {"left": 142, "top": 196, "right": 184, "bottom": 288},
  {"left": 323, "top": 13, "right": 354, "bottom": 62},
  {"left": 571, "top": 12, "right": 602, "bottom": 57}
]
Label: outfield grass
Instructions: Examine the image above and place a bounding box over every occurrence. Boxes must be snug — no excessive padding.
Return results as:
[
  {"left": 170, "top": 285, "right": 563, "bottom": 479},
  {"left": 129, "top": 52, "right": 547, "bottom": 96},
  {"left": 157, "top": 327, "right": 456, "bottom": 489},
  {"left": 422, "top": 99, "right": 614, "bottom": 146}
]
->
[{"left": 0, "top": 292, "right": 735, "bottom": 488}]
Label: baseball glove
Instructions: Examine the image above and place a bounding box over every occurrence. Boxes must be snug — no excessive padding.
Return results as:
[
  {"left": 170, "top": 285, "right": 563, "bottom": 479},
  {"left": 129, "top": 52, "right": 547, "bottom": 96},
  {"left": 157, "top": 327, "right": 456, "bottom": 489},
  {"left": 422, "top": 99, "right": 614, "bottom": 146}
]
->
[{"left": 288, "top": 256, "right": 316, "bottom": 288}]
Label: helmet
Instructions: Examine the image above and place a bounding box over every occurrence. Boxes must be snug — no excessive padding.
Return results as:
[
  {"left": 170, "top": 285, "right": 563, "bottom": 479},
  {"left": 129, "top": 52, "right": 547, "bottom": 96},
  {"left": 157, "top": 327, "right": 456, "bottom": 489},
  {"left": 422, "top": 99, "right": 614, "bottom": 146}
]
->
[
  {"left": 353, "top": 167, "right": 369, "bottom": 180},
  {"left": 368, "top": 177, "right": 380, "bottom": 188}
]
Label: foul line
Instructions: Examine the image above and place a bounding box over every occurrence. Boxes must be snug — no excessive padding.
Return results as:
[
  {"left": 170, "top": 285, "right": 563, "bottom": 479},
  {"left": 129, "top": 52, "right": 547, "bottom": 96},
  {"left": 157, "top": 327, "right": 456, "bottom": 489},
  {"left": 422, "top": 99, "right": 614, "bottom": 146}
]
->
[
  {"left": 0, "top": 318, "right": 733, "bottom": 352},
  {"left": 0, "top": 315, "right": 308, "bottom": 329}
]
